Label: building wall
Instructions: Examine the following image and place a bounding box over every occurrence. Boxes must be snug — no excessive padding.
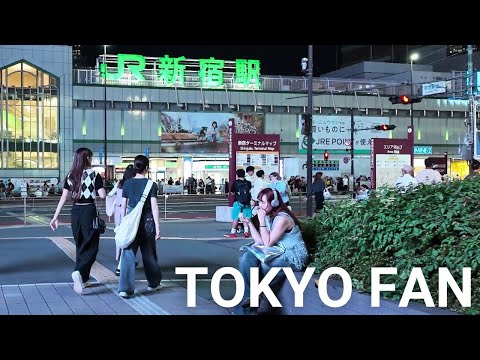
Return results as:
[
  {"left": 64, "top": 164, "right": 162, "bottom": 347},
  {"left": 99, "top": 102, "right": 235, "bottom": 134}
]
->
[{"left": 0, "top": 45, "right": 72, "bottom": 180}]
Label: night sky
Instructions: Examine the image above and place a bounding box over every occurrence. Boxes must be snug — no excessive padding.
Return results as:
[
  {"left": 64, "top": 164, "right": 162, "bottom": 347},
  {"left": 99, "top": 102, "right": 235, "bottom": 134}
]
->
[{"left": 82, "top": 45, "right": 338, "bottom": 77}]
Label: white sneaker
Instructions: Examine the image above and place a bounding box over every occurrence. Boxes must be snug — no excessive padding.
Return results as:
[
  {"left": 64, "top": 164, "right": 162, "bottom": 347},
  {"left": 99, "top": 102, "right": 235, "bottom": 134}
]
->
[
  {"left": 71, "top": 271, "right": 83, "bottom": 295},
  {"left": 118, "top": 291, "right": 131, "bottom": 298},
  {"left": 147, "top": 283, "right": 165, "bottom": 291}
]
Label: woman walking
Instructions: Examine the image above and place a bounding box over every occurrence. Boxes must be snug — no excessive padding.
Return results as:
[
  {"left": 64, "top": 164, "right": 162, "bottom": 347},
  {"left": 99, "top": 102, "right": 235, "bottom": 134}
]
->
[
  {"left": 117, "top": 155, "right": 163, "bottom": 298},
  {"left": 107, "top": 164, "right": 136, "bottom": 275},
  {"left": 50, "top": 147, "right": 106, "bottom": 295}
]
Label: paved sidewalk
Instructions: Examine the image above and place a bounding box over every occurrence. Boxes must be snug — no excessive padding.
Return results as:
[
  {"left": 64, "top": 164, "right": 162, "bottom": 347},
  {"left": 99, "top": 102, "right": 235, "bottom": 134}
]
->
[
  {"left": 0, "top": 280, "right": 230, "bottom": 315},
  {"left": 0, "top": 219, "right": 246, "bottom": 315}
]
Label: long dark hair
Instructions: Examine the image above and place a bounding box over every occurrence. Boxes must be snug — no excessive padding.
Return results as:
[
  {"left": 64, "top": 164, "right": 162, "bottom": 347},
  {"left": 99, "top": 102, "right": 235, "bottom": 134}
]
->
[
  {"left": 118, "top": 164, "right": 135, "bottom": 189},
  {"left": 68, "top": 147, "right": 93, "bottom": 199},
  {"left": 257, "top": 188, "right": 300, "bottom": 226}
]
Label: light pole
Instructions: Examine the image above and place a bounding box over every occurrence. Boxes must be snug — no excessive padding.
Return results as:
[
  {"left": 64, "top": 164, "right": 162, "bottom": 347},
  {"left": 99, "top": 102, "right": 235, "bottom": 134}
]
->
[
  {"left": 306, "top": 45, "right": 313, "bottom": 217},
  {"left": 103, "top": 45, "right": 108, "bottom": 179},
  {"left": 410, "top": 52, "right": 419, "bottom": 167}
]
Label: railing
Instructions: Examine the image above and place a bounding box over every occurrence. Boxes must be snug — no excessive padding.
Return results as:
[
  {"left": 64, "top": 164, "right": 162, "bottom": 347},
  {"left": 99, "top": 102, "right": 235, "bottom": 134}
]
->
[{"left": 73, "top": 68, "right": 466, "bottom": 98}]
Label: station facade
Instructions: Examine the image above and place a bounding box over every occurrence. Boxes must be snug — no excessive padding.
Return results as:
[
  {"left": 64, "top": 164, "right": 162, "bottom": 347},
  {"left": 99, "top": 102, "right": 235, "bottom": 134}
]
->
[{"left": 0, "top": 45, "right": 474, "bottom": 187}]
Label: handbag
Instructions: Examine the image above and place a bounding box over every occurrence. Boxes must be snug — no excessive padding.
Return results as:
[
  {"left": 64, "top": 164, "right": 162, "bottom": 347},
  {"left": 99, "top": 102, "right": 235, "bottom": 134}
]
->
[
  {"left": 105, "top": 183, "right": 118, "bottom": 217},
  {"left": 323, "top": 188, "right": 332, "bottom": 200},
  {"left": 93, "top": 210, "right": 106, "bottom": 234},
  {"left": 115, "top": 180, "right": 154, "bottom": 249},
  {"left": 240, "top": 241, "right": 285, "bottom": 263}
]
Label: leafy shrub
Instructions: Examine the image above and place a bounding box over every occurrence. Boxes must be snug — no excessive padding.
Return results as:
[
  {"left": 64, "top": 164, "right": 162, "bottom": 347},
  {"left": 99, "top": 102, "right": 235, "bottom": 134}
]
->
[{"left": 308, "top": 177, "right": 480, "bottom": 314}]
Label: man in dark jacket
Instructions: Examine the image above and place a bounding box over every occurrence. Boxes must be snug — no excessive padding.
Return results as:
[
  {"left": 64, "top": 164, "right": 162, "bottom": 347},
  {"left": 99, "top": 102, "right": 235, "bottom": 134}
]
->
[{"left": 304, "top": 172, "right": 326, "bottom": 212}]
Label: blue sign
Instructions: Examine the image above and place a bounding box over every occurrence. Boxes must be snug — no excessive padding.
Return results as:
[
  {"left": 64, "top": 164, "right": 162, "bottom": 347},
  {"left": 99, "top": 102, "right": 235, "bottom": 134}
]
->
[
  {"left": 145, "top": 146, "right": 149, "bottom": 158},
  {"left": 414, "top": 146, "right": 432, "bottom": 155}
]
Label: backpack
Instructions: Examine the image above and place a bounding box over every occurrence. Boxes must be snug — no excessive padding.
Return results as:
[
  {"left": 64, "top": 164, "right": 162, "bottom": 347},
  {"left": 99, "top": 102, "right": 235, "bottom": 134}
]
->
[{"left": 236, "top": 180, "right": 251, "bottom": 205}]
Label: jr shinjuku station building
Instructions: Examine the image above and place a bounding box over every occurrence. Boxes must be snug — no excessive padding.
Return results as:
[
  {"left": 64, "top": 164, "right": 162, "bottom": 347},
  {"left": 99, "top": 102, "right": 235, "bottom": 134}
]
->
[{"left": 0, "top": 45, "right": 474, "bottom": 187}]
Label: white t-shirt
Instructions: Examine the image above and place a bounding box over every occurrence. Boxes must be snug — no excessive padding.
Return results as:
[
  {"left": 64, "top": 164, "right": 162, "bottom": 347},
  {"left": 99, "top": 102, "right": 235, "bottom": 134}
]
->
[
  {"left": 252, "top": 177, "right": 267, "bottom": 201},
  {"left": 395, "top": 174, "right": 418, "bottom": 191},
  {"left": 245, "top": 174, "right": 255, "bottom": 185},
  {"left": 415, "top": 169, "right": 442, "bottom": 185}
]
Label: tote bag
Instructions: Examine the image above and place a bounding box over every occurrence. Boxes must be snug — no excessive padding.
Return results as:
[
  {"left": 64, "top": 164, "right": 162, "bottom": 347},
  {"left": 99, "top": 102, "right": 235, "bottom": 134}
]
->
[
  {"left": 115, "top": 180, "right": 154, "bottom": 249},
  {"left": 323, "top": 188, "right": 332, "bottom": 200}
]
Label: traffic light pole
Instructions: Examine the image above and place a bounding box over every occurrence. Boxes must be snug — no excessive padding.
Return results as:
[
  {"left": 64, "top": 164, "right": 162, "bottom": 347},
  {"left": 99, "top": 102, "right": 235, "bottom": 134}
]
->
[
  {"left": 306, "top": 45, "right": 313, "bottom": 217},
  {"left": 410, "top": 60, "right": 415, "bottom": 168},
  {"left": 350, "top": 109, "right": 354, "bottom": 176},
  {"left": 103, "top": 45, "right": 108, "bottom": 179},
  {"left": 468, "top": 45, "right": 475, "bottom": 175}
]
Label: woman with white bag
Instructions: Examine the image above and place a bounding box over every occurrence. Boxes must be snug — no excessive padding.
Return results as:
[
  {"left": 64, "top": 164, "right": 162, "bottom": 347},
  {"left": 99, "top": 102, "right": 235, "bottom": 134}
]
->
[
  {"left": 107, "top": 164, "right": 136, "bottom": 276},
  {"left": 117, "top": 155, "right": 163, "bottom": 298},
  {"left": 303, "top": 172, "right": 327, "bottom": 213}
]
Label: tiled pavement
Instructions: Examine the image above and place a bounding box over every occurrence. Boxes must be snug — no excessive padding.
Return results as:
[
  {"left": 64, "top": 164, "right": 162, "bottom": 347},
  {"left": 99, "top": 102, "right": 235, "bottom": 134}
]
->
[{"left": 0, "top": 280, "right": 230, "bottom": 315}]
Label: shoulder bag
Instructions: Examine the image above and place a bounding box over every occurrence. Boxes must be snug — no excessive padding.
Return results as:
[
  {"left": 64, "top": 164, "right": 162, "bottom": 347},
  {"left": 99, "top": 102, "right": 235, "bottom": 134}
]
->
[{"left": 115, "top": 180, "right": 154, "bottom": 249}]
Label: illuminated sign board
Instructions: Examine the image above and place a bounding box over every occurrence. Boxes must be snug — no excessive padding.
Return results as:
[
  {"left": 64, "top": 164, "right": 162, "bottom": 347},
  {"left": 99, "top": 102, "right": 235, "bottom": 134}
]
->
[
  {"left": 413, "top": 146, "right": 433, "bottom": 155},
  {"left": 99, "top": 53, "right": 261, "bottom": 90}
]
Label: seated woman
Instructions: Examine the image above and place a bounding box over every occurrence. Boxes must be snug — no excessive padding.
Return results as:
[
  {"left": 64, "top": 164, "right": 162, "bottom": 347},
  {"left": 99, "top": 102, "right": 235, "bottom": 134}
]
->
[{"left": 236, "top": 188, "right": 309, "bottom": 315}]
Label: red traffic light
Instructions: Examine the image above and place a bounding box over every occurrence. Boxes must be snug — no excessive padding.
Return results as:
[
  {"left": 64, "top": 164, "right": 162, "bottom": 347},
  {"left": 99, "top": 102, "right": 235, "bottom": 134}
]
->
[
  {"left": 374, "top": 124, "right": 396, "bottom": 131},
  {"left": 389, "top": 95, "right": 423, "bottom": 105},
  {"left": 323, "top": 150, "right": 330, "bottom": 160}
]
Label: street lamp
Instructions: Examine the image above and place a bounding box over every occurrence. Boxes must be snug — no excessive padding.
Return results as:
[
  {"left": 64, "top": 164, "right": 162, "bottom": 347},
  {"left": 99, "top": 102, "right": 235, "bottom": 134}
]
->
[
  {"left": 103, "top": 45, "right": 108, "bottom": 180},
  {"left": 305, "top": 45, "right": 313, "bottom": 217},
  {"left": 410, "top": 52, "right": 419, "bottom": 167}
]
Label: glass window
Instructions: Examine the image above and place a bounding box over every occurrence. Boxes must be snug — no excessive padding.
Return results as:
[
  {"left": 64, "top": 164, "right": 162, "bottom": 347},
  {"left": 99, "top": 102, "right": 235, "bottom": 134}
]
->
[{"left": 0, "top": 61, "right": 58, "bottom": 169}]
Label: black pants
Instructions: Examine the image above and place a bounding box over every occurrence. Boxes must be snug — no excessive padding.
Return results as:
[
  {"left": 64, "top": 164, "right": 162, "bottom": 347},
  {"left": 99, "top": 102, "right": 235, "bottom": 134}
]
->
[
  {"left": 71, "top": 204, "right": 100, "bottom": 282},
  {"left": 314, "top": 192, "right": 325, "bottom": 212}
]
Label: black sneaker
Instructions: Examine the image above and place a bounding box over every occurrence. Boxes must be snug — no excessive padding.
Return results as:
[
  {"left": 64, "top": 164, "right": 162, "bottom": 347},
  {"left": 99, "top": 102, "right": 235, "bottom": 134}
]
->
[{"left": 115, "top": 269, "right": 120, "bottom": 276}]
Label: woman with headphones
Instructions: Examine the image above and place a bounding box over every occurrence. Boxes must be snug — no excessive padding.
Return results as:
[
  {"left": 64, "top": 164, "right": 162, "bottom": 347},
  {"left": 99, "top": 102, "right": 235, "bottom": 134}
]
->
[{"left": 236, "top": 188, "right": 309, "bottom": 315}]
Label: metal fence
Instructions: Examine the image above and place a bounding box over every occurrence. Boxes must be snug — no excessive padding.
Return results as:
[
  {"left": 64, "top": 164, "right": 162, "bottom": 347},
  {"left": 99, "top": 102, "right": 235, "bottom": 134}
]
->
[{"left": 73, "top": 68, "right": 467, "bottom": 98}]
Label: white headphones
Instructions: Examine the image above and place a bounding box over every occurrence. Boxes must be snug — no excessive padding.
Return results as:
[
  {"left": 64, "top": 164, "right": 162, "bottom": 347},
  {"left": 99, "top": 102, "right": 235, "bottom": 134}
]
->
[{"left": 271, "top": 188, "right": 279, "bottom": 207}]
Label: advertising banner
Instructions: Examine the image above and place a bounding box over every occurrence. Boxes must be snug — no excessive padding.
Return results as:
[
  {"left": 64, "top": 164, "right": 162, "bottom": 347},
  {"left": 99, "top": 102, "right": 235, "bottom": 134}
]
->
[
  {"left": 371, "top": 138, "right": 413, "bottom": 189},
  {"left": 159, "top": 112, "right": 263, "bottom": 154},
  {"left": 298, "top": 115, "right": 390, "bottom": 153}
]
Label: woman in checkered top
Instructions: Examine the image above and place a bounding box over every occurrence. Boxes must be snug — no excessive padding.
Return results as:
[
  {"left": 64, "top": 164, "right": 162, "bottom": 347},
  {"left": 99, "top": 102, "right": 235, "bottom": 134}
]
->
[{"left": 50, "top": 147, "right": 106, "bottom": 295}]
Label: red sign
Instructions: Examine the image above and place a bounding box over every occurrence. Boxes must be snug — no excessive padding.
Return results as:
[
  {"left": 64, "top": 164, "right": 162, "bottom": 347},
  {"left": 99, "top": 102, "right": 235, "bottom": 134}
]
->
[{"left": 229, "top": 130, "right": 281, "bottom": 206}]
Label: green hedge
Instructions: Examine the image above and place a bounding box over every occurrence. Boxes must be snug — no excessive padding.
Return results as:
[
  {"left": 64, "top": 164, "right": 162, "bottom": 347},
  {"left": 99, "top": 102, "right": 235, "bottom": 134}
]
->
[{"left": 302, "top": 177, "right": 480, "bottom": 315}]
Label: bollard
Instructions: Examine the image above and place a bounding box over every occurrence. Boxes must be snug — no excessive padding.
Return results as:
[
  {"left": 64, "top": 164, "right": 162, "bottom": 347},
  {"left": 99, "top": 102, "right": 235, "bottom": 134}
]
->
[{"left": 164, "top": 194, "right": 169, "bottom": 220}]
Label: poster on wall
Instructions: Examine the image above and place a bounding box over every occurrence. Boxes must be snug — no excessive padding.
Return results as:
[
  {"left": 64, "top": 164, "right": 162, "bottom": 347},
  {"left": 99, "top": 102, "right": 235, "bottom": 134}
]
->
[
  {"left": 159, "top": 112, "right": 263, "bottom": 153},
  {"left": 298, "top": 115, "right": 390, "bottom": 153},
  {"left": 371, "top": 138, "right": 413, "bottom": 189}
]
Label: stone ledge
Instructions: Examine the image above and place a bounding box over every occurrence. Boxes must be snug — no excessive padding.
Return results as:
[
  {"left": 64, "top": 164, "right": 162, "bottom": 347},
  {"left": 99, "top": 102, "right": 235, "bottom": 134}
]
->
[{"left": 275, "top": 271, "right": 459, "bottom": 315}]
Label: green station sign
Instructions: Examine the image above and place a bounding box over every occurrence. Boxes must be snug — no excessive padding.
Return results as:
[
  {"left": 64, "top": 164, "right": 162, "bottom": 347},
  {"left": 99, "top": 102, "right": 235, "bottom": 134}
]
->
[
  {"left": 205, "top": 165, "right": 229, "bottom": 170},
  {"left": 100, "top": 54, "right": 261, "bottom": 89}
]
